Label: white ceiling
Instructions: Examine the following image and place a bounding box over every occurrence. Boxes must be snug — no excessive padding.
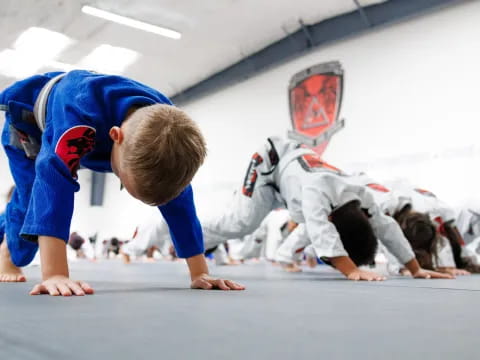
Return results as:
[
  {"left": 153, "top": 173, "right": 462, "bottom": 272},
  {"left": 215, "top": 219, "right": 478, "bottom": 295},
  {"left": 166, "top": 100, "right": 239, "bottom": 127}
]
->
[{"left": 0, "top": 0, "right": 387, "bottom": 96}]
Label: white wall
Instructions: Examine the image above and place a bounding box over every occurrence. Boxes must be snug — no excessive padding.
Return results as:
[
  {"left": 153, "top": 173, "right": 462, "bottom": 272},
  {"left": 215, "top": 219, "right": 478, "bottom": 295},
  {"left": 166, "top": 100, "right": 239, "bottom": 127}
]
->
[
  {"left": 2, "top": 1, "right": 480, "bottom": 239},
  {"left": 185, "top": 0, "right": 480, "bottom": 211}
]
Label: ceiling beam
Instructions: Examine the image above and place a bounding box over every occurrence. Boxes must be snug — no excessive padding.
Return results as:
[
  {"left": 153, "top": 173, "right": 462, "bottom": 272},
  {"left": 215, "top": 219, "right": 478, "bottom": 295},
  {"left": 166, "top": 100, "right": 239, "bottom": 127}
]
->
[{"left": 172, "top": 0, "right": 466, "bottom": 105}]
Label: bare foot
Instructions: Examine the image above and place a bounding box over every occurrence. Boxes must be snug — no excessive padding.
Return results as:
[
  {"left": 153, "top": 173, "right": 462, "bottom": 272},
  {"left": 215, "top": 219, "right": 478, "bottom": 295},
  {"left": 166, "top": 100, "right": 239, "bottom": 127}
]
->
[
  {"left": 0, "top": 241, "right": 26, "bottom": 282},
  {"left": 281, "top": 262, "right": 302, "bottom": 273}
]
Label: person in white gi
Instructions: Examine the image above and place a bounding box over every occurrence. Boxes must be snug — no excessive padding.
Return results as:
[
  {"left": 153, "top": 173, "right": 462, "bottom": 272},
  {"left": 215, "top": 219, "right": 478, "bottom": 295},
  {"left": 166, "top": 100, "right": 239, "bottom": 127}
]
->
[
  {"left": 389, "top": 182, "right": 476, "bottom": 274},
  {"left": 204, "top": 137, "right": 451, "bottom": 281},
  {"left": 121, "top": 210, "right": 172, "bottom": 263},
  {"left": 233, "top": 209, "right": 292, "bottom": 262},
  {"left": 274, "top": 173, "right": 408, "bottom": 271},
  {"left": 347, "top": 174, "right": 468, "bottom": 276},
  {"left": 456, "top": 208, "right": 480, "bottom": 265},
  {"left": 212, "top": 209, "right": 292, "bottom": 264}
]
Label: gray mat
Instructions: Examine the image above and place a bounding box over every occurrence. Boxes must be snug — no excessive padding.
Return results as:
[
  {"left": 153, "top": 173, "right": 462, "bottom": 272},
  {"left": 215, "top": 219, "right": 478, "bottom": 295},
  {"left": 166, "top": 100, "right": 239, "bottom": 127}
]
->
[{"left": 1, "top": 261, "right": 479, "bottom": 360}]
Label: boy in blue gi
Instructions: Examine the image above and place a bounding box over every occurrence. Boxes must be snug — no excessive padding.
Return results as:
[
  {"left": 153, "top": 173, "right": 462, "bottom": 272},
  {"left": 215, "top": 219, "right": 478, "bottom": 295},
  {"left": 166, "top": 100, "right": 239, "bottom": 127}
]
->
[{"left": 0, "top": 70, "right": 245, "bottom": 295}]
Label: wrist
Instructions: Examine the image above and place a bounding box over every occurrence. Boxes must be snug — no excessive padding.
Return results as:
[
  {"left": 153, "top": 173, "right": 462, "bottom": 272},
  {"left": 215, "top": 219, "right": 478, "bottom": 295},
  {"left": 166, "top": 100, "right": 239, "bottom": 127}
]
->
[
  {"left": 330, "top": 256, "right": 358, "bottom": 276},
  {"left": 404, "top": 258, "right": 421, "bottom": 276},
  {"left": 38, "top": 236, "right": 69, "bottom": 280},
  {"left": 186, "top": 254, "right": 209, "bottom": 281}
]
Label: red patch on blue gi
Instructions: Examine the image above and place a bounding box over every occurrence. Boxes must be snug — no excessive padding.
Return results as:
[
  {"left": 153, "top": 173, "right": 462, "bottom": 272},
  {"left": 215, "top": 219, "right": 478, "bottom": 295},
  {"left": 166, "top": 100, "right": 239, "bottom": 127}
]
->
[{"left": 55, "top": 126, "right": 96, "bottom": 178}]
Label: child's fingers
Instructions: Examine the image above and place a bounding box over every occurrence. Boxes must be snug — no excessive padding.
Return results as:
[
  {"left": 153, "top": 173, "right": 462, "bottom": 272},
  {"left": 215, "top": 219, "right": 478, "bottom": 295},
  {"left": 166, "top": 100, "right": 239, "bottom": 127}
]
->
[
  {"left": 56, "top": 282, "right": 72, "bottom": 297},
  {"left": 29, "top": 284, "right": 44, "bottom": 295},
  {"left": 348, "top": 273, "right": 360, "bottom": 281},
  {"left": 46, "top": 283, "right": 60, "bottom": 296},
  {"left": 192, "top": 279, "right": 212, "bottom": 290},
  {"left": 213, "top": 279, "right": 230, "bottom": 291},
  {"left": 417, "top": 273, "right": 431, "bottom": 279},
  {"left": 78, "top": 281, "right": 94, "bottom": 294},
  {"left": 434, "top": 272, "right": 453, "bottom": 279},
  {"left": 67, "top": 281, "right": 85, "bottom": 296},
  {"left": 225, "top": 280, "right": 245, "bottom": 290}
]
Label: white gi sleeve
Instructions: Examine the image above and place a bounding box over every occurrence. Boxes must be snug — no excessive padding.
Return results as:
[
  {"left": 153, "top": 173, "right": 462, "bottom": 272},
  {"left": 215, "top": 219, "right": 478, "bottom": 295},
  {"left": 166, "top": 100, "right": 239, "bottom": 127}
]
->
[
  {"left": 301, "top": 185, "right": 349, "bottom": 259},
  {"left": 275, "top": 224, "right": 311, "bottom": 263},
  {"left": 368, "top": 208, "right": 415, "bottom": 265},
  {"left": 378, "top": 242, "right": 402, "bottom": 275},
  {"left": 203, "top": 184, "right": 277, "bottom": 249},
  {"left": 263, "top": 219, "right": 284, "bottom": 260},
  {"left": 213, "top": 244, "right": 230, "bottom": 265},
  {"left": 435, "top": 238, "right": 456, "bottom": 268},
  {"left": 354, "top": 186, "right": 415, "bottom": 264}
]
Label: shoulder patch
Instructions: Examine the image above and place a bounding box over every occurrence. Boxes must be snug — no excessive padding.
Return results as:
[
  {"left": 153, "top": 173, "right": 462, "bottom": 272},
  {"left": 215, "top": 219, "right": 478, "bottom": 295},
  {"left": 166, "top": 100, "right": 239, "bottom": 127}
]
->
[
  {"left": 298, "top": 153, "right": 344, "bottom": 175},
  {"left": 55, "top": 126, "right": 96, "bottom": 178},
  {"left": 242, "top": 152, "right": 263, "bottom": 197}
]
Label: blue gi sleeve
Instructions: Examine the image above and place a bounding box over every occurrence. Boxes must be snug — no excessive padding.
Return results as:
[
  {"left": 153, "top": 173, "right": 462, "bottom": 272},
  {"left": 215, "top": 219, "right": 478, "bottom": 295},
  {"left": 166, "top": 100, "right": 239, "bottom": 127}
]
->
[
  {"left": 158, "top": 184, "right": 204, "bottom": 258},
  {"left": 0, "top": 212, "right": 5, "bottom": 241}
]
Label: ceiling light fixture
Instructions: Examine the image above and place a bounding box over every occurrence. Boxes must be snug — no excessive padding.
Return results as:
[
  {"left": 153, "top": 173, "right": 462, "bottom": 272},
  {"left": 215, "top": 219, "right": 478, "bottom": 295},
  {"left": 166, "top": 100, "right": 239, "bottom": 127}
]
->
[
  {"left": 14, "top": 27, "right": 74, "bottom": 58},
  {"left": 78, "top": 44, "right": 140, "bottom": 74},
  {"left": 81, "top": 5, "right": 181, "bottom": 40}
]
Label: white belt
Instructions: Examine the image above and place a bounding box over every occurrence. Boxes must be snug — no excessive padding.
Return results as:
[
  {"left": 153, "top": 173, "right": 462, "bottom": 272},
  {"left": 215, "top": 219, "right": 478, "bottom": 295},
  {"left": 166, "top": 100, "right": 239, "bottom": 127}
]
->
[{"left": 33, "top": 73, "right": 67, "bottom": 132}]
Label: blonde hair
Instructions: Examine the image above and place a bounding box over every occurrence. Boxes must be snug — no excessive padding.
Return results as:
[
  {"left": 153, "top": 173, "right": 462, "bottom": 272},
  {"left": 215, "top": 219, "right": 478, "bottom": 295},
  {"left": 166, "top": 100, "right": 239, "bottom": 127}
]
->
[{"left": 123, "top": 104, "right": 206, "bottom": 205}]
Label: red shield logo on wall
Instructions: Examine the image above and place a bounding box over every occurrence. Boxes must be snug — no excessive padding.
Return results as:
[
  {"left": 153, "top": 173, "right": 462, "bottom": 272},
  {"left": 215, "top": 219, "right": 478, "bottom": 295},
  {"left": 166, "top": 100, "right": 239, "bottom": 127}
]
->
[{"left": 287, "top": 61, "right": 345, "bottom": 156}]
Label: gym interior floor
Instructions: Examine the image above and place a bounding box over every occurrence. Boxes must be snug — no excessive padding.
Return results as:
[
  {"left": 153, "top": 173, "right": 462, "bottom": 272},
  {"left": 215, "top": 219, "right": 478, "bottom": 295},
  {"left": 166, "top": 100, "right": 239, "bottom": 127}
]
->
[{"left": 1, "top": 261, "right": 478, "bottom": 360}]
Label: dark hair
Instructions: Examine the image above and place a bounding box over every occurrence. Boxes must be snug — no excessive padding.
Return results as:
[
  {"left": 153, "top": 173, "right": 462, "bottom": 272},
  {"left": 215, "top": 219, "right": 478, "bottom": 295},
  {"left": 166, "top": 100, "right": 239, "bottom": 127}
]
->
[
  {"left": 68, "top": 232, "right": 85, "bottom": 251},
  {"left": 330, "top": 200, "right": 378, "bottom": 266},
  {"left": 394, "top": 205, "right": 438, "bottom": 270},
  {"left": 110, "top": 237, "right": 119, "bottom": 247}
]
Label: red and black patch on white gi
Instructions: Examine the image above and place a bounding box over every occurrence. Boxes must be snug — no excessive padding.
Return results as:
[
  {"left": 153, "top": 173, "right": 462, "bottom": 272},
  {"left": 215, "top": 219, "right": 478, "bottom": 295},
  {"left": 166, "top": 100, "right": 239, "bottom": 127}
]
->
[
  {"left": 415, "top": 188, "right": 436, "bottom": 198},
  {"left": 242, "top": 153, "right": 263, "bottom": 197},
  {"left": 55, "top": 126, "right": 96, "bottom": 178},
  {"left": 298, "top": 153, "right": 343, "bottom": 175},
  {"left": 366, "top": 183, "right": 390, "bottom": 193}
]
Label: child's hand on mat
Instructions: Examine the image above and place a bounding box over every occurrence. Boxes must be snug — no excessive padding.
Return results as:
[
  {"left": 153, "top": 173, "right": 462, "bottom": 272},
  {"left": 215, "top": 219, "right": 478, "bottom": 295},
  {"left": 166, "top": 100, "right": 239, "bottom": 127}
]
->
[
  {"left": 191, "top": 273, "right": 245, "bottom": 290},
  {"left": 412, "top": 269, "right": 454, "bottom": 279},
  {"left": 438, "top": 267, "right": 470, "bottom": 276},
  {"left": 30, "top": 275, "right": 94, "bottom": 296},
  {"left": 346, "top": 269, "right": 386, "bottom": 281}
]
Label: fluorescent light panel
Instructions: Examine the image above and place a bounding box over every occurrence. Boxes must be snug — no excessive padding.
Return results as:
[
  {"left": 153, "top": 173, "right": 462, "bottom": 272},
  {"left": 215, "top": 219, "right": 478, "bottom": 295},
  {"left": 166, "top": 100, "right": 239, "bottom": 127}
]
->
[
  {"left": 0, "top": 27, "right": 75, "bottom": 78},
  {"left": 78, "top": 44, "right": 140, "bottom": 74},
  {"left": 81, "top": 5, "right": 181, "bottom": 40},
  {"left": 14, "top": 27, "right": 74, "bottom": 60},
  {"left": 0, "top": 49, "right": 76, "bottom": 78}
]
